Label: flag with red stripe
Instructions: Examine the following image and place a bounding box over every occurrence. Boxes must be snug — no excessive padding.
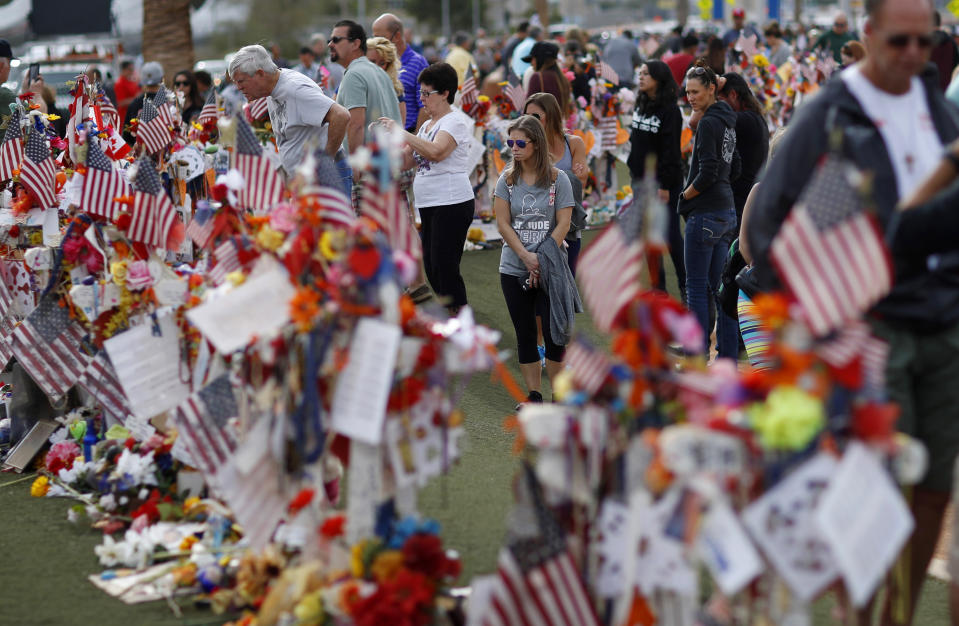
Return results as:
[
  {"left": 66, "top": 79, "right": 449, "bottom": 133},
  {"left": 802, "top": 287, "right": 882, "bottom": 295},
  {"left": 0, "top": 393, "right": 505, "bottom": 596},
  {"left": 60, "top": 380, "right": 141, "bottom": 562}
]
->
[
  {"left": 198, "top": 89, "right": 217, "bottom": 124},
  {"left": 770, "top": 156, "right": 892, "bottom": 337},
  {"left": 78, "top": 351, "right": 131, "bottom": 424},
  {"left": 245, "top": 97, "right": 269, "bottom": 122},
  {"left": 460, "top": 71, "right": 478, "bottom": 114},
  {"left": 359, "top": 177, "right": 422, "bottom": 261},
  {"left": 173, "top": 374, "right": 238, "bottom": 478},
  {"left": 9, "top": 293, "right": 92, "bottom": 401},
  {"left": 135, "top": 97, "right": 171, "bottom": 155},
  {"left": 483, "top": 464, "right": 599, "bottom": 626},
  {"left": 503, "top": 80, "right": 526, "bottom": 113},
  {"left": 95, "top": 85, "right": 119, "bottom": 129},
  {"left": 129, "top": 158, "right": 178, "bottom": 248},
  {"left": 235, "top": 114, "right": 283, "bottom": 212},
  {"left": 20, "top": 126, "right": 57, "bottom": 208},
  {"left": 315, "top": 186, "right": 356, "bottom": 226},
  {"left": 208, "top": 238, "right": 242, "bottom": 285},
  {"left": 0, "top": 109, "right": 24, "bottom": 181},
  {"left": 186, "top": 206, "right": 217, "bottom": 248},
  {"left": 564, "top": 338, "right": 611, "bottom": 395},
  {"left": 598, "top": 60, "right": 620, "bottom": 86},
  {"left": 153, "top": 86, "right": 176, "bottom": 128},
  {"left": 80, "top": 138, "right": 130, "bottom": 221},
  {"left": 0, "top": 273, "right": 16, "bottom": 370},
  {"left": 577, "top": 222, "right": 643, "bottom": 332}
]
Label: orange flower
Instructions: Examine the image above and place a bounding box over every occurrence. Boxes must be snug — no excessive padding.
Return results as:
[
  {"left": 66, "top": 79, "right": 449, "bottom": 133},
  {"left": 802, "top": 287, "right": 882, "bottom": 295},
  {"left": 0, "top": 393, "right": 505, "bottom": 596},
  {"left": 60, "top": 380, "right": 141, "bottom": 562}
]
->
[
  {"left": 752, "top": 293, "right": 791, "bottom": 329},
  {"left": 370, "top": 550, "right": 404, "bottom": 583},
  {"left": 290, "top": 287, "right": 321, "bottom": 332}
]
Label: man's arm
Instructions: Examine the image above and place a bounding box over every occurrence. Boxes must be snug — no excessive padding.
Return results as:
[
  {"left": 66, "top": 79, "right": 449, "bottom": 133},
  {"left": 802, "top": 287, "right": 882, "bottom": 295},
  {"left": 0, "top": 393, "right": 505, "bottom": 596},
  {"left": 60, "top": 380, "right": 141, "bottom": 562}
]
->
[
  {"left": 323, "top": 102, "right": 350, "bottom": 156},
  {"left": 346, "top": 106, "right": 366, "bottom": 153}
]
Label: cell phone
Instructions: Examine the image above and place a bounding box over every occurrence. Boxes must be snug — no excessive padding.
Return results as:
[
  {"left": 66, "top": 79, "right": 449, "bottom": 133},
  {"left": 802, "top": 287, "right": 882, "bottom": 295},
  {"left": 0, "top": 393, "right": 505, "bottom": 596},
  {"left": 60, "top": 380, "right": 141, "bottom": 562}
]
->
[{"left": 27, "top": 63, "right": 40, "bottom": 83}]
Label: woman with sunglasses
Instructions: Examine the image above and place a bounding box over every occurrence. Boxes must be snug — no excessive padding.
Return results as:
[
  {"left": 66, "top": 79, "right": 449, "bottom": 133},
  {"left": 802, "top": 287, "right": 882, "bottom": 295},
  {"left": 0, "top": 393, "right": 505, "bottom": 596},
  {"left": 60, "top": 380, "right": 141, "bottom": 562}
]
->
[
  {"left": 523, "top": 92, "right": 588, "bottom": 273},
  {"left": 172, "top": 70, "right": 204, "bottom": 125},
  {"left": 366, "top": 37, "right": 406, "bottom": 125},
  {"left": 678, "top": 63, "right": 741, "bottom": 360},
  {"left": 494, "top": 115, "right": 576, "bottom": 405},
  {"left": 378, "top": 63, "right": 475, "bottom": 315}
]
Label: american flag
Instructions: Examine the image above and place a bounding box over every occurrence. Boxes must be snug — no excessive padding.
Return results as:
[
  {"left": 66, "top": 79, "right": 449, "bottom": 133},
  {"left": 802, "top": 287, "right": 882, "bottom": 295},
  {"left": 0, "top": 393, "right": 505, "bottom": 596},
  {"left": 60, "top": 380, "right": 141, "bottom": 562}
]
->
[
  {"left": 0, "top": 274, "right": 16, "bottom": 370},
  {"left": 460, "top": 73, "right": 478, "bottom": 112},
  {"left": 80, "top": 138, "right": 130, "bottom": 221},
  {"left": 136, "top": 97, "right": 171, "bottom": 155},
  {"left": 577, "top": 223, "right": 643, "bottom": 333},
  {"left": 213, "top": 445, "right": 288, "bottom": 550},
  {"left": 816, "top": 55, "right": 839, "bottom": 81},
  {"left": 235, "top": 114, "right": 284, "bottom": 212},
  {"left": 77, "top": 351, "right": 131, "bottom": 424},
  {"left": 861, "top": 333, "right": 889, "bottom": 393},
  {"left": 129, "top": 158, "right": 178, "bottom": 248},
  {"left": 186, "top": 205, "right": 217, "bottom": 248},
  {"left": 198, "top": 89, "right": 218, "bottom": 124},
  {"left": 359, "top": 178, "right": 421, "bottom": 260},
  {"left": 816, "top": 321, "right": 870, "bottom": 368},
  {"left": 96, "top": 85, "right": 119, "bottom": 129},
  {"left": 770, "top": 156, "right": 892, "bottom": 337},
  {"left": 19, "top": 126, "right": 57, "bottom": 208},
  {"left": 245, "top": 97, "right": 269, "bottom": 122},
  {"left": 208, "top": 237, "right": 242, "bottom": 284},
  {"left": 0, "top": 109, "right": 23, "bottom": 181},
  {"left": 173, "top": 374, "right": 238, "bottom": 478},
  {"left": 153, "top": 85, "right": 175, "bottom": 128},
  {"left": 598, "top": 60, "right": 620, "bottom": 86},
  {"left": 564, "top": 338, "right": 611, "bottom": 395},
  {"left": 483, "top": 464, "right": 599, "bottom": 626},
  {"left": 9, "top": 293, "right": 92, "bottom": 401},
  {"left": 315, "top": 186, "right": 356, "bottom": 226},
  {"left": 503, "top": 80, "right": 527, "bottom": 113}
]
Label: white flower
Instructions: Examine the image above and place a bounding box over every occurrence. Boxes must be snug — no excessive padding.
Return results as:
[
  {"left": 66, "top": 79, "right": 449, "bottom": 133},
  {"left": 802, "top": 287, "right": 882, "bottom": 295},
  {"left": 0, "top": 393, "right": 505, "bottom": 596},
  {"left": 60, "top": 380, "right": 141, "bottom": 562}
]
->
[
  {"left": 67, "top": 508, "right": 78, "bottom": 523},
  {"left": 114, "top": 448, "right": 158, "bottom": 487},
  {"left": 58, "top": 459, "right": 95, "bottom": 485},
  {"left": 99, "top": 494, "right": 117, "bottom": 512},
  {"left": 48, "top": 427, "right": 68, "bottom": 445},
  {"left": 94, "top": 534, "right": 131, "bottom": 567},
  {"left": 138, "top": 488, "right": 149, "bottom": 501},
  {"left": 85, "top": 504, "right": 104, "bottom": 522}
]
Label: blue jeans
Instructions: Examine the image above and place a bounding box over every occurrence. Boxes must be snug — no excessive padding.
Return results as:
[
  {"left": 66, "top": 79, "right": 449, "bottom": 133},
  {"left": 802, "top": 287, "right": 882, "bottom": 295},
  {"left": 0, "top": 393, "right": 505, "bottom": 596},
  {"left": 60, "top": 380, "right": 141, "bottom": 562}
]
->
[
  {"left": 335, "top": 157, "right": 353, "bottom": 199},
  {"left": 684, "top": 209, "right": 739, "bottom": 359}
]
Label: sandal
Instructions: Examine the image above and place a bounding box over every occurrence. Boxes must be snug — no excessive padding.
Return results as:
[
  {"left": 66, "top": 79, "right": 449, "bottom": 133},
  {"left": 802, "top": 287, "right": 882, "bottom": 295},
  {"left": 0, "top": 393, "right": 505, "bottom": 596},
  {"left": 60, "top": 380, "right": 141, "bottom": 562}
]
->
[{"left": 407, "top": 284, "right": 434, "bottom": 304}]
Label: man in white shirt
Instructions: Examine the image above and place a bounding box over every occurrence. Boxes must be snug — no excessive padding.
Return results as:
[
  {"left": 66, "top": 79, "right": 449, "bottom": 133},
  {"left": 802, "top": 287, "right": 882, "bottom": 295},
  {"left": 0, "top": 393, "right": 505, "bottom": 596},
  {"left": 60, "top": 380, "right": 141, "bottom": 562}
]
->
[
  {"left": 229, "top": 44, "right": 350, "bottom": 185},
  {"left": 747, "top": 1, "right": 959, "bottom": 623}
]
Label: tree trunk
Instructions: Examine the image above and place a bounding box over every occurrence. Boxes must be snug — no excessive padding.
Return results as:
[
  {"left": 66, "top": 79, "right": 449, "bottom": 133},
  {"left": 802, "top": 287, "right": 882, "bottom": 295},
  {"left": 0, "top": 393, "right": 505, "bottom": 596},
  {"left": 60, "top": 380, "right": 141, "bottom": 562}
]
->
[
  {"left": 677, "top": 0, "right": 689, "bottom": 27},
  {"left": 142, "top": 0, "right": 195, "bottom": 88},
  {"left": 534, "top": 0, "right": 549, "bottom": 32}
]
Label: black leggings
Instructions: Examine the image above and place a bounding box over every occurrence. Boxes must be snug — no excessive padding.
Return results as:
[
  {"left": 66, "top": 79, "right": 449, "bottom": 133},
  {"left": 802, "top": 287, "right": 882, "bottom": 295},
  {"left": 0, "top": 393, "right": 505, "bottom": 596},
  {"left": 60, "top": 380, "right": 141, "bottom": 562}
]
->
[
  {"left": 500, "top": 273, "right": 565, "bottom": 364},
  {"left": 420, "top": 199, "right": 475, "bottom": 308}
]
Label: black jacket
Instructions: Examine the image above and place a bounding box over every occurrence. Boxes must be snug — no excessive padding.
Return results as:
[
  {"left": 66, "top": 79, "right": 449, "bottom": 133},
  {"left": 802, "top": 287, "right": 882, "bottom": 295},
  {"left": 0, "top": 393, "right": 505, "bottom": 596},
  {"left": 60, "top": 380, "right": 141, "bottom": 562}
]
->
[
  {"left": 746, "top": 72, "right": 959, "bottom": 331},
  {"left": 627, "top": 100, "right": 683, "bottom": 191},
  {"left": 677, "top": 100, "right": 741, "bottom": 217},
  {"left": 732, "top": 109, "right": 768, "bottom": 214}
]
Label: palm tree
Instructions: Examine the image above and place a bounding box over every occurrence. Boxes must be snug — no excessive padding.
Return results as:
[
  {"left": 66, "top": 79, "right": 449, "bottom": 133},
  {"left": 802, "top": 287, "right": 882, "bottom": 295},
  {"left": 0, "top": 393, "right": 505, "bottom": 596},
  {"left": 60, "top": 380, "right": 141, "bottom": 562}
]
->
[{"left": 141, "top": 0, "right": 196, "bottom": 87}]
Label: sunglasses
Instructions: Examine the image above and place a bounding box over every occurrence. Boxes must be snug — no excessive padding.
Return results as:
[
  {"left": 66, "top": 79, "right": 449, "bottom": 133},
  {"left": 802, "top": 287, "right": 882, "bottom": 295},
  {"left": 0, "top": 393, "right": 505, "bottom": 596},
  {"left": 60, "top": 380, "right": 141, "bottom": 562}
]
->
[
  {"left": 507, "top": 139, "right": 531, "bottom": 148},
  {"left": 886, "top": 33, "right": 933, "bottom": 49},
  {"left": 686, "top": 66, "right": 714, "bottom": 83},
  {"left": 328, "top": 36, "right": 354, "bottom": 44},
  {"left": 174, "top": 80, "right": 189, "bottom": 87},
  {"left": 419, "top": 89, "right": 439, "bottom": 98}
]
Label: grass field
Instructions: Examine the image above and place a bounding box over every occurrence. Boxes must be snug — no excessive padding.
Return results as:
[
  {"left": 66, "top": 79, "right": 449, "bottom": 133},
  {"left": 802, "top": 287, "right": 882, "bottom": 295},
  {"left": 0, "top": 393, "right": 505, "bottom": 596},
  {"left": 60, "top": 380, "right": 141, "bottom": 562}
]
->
[{"left": 0, "top": 231, "right": 950, "bottom": 624}]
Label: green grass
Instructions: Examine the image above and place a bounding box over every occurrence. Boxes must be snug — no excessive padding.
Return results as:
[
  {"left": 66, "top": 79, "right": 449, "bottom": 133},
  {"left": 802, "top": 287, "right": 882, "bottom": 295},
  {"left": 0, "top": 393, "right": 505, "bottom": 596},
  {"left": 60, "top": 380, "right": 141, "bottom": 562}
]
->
[{"left": 0, "top": 230, "right": 949, "bottom": 624}]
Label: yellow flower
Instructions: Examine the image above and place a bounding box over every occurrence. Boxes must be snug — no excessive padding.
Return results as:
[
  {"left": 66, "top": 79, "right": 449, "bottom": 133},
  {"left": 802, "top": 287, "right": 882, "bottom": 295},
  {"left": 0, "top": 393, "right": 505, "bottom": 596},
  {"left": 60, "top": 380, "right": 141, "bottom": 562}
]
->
[
  {"left": 110, "top": 261, "right": 128, "bottom": 286},
  {"left": 551, "top": 369, "right": 574, "bottom": 401},
  {"left": 30, "top": 475, "right": 49, "bottom": 497},
  {"left": 753, "top": 54, "right": 769, "bottom": 68},
  {"left": 255, "top": 225, "right": 284, "bottom": 251},
  {"left": 370, "top": 550, "right": 404, "bottom": 583},
  {"left": 478, "top": 95, "right": 490, "bottom": 103},
  {"left": 263, "top": 122, "right": 272, "bottom": 131},
  {"left": 318, "top": 230, "right": 344, "bottom": 261},
  {"left": 46, "top": 114, "right": 60, "bottom": 121},
  {"left": 226, "top": 271, "right": 246, "bottom": 286},
  {"left": 293, "top": 590, "right": 325, "bottom": 623},
  {"left": 350, "top": 541, "right": 367, "bottom": 578},
  {"left": 180, "top": 535, "right": 199, "bottom": 551},
  {"left": 183, "top": 496, "right": 201, "bottom": 513},
  {"left": 749, "top": 385, "right": 825, "bottom": 450}
]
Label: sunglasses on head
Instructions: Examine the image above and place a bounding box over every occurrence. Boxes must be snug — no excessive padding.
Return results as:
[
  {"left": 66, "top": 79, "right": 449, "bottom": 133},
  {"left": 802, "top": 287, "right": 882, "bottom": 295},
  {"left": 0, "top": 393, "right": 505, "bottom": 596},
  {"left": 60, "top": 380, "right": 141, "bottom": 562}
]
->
[
  {"left": 328, "top": 36, "right": 354, "bottom": 44},
  {"left": 507, "top": 139, "right": 531, "bottom": 148},
  {"left": 886, "top": 33, "right": 933, "bottom": 49},
  {"left": 686, "top": 66, "right": 714, "bottom": 83}
]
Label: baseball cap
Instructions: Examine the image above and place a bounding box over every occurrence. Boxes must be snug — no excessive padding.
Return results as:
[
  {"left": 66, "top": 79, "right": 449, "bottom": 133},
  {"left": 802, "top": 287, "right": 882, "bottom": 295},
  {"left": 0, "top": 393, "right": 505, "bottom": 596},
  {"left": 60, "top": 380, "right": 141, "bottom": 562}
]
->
[
  {"left": 0, "top": 40, "right": 15, "bottom": 60},
  {"left": 522, "top": 41, "right": 560, "bottom": 63},
  {"left": 140, "top": 61, "right": 164, "bottom": 86},
  {"left": 732, "top": 8, "right": 745, "bottom": 17}
]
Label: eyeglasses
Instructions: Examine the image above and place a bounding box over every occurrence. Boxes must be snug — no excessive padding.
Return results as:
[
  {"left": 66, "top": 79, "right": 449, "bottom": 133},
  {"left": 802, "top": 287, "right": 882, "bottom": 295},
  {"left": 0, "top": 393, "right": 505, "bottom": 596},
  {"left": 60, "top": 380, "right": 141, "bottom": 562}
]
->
[
  {"left": 174, "top": 80, "right": 189, "bottom": 87},
  {"left": 419, "top": 89, "right": 439, "bottom": 98},
  {"left": 506, "top": 139, "right": 531, "bottom": 148},
  {"left": 886, "top": 33, "right": 933, "bottom": 49},
  {"left": 328, "top": 36, "right": 354, "bottom": 44}
]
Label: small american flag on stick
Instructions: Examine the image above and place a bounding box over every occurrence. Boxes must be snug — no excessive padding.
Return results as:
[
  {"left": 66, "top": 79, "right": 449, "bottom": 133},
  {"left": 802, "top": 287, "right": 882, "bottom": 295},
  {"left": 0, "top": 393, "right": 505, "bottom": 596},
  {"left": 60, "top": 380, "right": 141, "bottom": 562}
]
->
[
  {"left": 315, "top": 186, "right": 356, "bottom": 226},
  {"left": 153, "top": 86, "right": 175, "bottom": 128},
  {"left": 173, "top": 374, "right": 238, "bottom": 478},
  {"left": 503, "top": 76, "right": 526, "bottom": 113},
  {"left": 80, "top": 138, "right": 130, "bottom": 221},
  {"left": 186, "top": 205, "right": 217, "bottom": 248},
  {"left": 96, "top": 85, "right": 119, "bottom": 129},
  {"left": 19, "top": 125, "right": 56, "bottom": 208},
  {"left": 770, "top": 155, "right": 892, "bottom": 337},
  {"left": 577, "top": 218, "right": 643, "bottom": 332},
  {"left": 198, "top": 89, "right": 218, "bottom": 124},
  {"left": 359, "top": 177, "right": 421, "bottom": 261},
  {"left": 564, "top": 338, "right": 611, "bottom": 395},
  {"left": 460, "top": 72, "right": 478, "bottom": 112},
  {"left": 0, "top": 274, "right": 16, "bottom": 370},
  {"left": 78, "top": 351, "right": 131, "bottom": 424},
  {"left": 235, "top": 114, "right": 284, "bottom": 212},
  {"left": 10, "top": 293, "right": 92, "bottom": 401},
  {"left": 136, "top": 97, "right": 171, "bottom": 155},
  {"left": 245, "top": 97, "right": 269, "bottom": 122},
  {"left": 0, "top": 109, "right": 24, "bottom": 181},
  {"left": 208, "top": 237, "right": 242, "bottom": 285},
  {"left": 129, "top": 158, "right": 178, "bottom": 248},
  {"left": 598, "top": 60, "right": 620, "bottom": 86}
]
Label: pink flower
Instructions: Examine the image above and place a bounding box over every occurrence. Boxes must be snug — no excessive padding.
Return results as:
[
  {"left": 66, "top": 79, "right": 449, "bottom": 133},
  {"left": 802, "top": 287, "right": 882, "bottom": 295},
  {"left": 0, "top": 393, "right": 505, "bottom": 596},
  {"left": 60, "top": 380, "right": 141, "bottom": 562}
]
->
[
  {"left": 62, "top": 236, "right": 85, "bottom": 263},
  {"left": 269, "top": 202, "right": 298, "bottom": 233},
  {"left": 45, "top": 440, "right": 81, "bottom": 474},
  {"left": 139, "top": 433, "right": 166, "bottom": 453},
  {"left": 125, "top": 260, "right": 153, "bottom": 290}
]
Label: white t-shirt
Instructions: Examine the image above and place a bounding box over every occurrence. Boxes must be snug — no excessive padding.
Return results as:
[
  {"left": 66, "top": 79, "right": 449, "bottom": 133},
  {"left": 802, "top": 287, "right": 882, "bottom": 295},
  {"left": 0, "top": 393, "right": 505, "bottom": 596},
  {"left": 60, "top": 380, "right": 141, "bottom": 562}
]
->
[
  {"left": 412, "top": 109, "right": 475, "bottom": 208},
  {"left": 841, "top": 66, "right": 942, "bottom": 200},
  {"left": 268, "top": 69, "right": 335, "bottom": 176}
]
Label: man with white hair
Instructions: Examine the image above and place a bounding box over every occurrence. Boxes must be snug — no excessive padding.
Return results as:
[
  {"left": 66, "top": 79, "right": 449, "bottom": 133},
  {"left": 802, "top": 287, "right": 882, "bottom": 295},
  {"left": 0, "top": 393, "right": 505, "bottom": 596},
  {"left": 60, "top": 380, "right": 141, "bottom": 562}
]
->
[{"left": 229, "top": 44, "right": 350, "bottom": 186}]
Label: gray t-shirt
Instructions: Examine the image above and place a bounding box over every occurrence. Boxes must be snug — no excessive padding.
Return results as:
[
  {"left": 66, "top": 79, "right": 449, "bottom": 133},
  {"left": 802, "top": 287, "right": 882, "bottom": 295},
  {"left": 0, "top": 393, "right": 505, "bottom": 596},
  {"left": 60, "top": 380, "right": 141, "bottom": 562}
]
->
[
  {"left": 268, "top": 69, "right": 335, "bottom": 176},
  {"left": 494, "top": 170, "right": 574, "bottom": 277}
]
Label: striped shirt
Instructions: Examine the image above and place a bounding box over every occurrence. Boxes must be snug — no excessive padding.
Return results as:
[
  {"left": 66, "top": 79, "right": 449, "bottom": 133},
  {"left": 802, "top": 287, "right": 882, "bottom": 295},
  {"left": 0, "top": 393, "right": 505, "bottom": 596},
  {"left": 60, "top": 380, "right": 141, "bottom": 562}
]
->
[{"left": 400, "top": 46, "right": 429, "bottom": 131}]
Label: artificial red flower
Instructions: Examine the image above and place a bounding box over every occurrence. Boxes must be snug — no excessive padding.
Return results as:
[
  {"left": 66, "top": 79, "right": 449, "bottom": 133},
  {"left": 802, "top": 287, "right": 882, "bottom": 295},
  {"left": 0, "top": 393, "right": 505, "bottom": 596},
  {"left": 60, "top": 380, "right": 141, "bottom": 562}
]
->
[
  {"left": 114, "top": 212, "right": 132, "bottom": 231},
  {"left": 352, "top": 569, "right": 436, "bottom": 626},
  {"left": 7, "top": 225, "right": 20, "bottom": 238},
  {"left": 852, "top": 402, "right": 900, "bottom": 441},
  {"left": 287, "top": 488, "right": 315, "bottom": 515},
  {"left": 320, "top": 515, "right": 346, "bottom": 539},
  {"left": 401, "top": 533, "right": 447, "bottom": 579}
]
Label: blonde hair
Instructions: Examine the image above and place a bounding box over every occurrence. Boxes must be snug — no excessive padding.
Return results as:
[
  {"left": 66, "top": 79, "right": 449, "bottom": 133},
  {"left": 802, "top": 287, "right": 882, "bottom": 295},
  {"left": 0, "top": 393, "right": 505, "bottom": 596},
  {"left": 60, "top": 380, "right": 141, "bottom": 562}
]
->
[
  {"left": 505, "top": 115, "right": 555, "bottom": 188},
  {"left": 367, "top": 36, "right": 403, "bottom": 98}
]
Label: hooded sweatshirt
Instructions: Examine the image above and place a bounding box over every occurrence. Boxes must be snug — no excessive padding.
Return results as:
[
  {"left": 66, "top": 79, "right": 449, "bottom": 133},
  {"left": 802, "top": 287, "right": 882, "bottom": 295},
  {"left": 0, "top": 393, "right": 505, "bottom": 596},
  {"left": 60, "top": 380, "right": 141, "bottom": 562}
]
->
[{"left": 677, "top": 99, "right": 741, "bottom": 217}]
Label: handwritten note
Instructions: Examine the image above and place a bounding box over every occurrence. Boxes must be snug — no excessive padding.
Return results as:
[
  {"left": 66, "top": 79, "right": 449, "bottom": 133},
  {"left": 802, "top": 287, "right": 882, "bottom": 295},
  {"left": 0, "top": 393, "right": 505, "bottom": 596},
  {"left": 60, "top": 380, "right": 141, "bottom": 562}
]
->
[
  {"left": 696, "top": 496, "right": 764, "bottom": 595},
  {"left": 742, "top": 453, "right": 839, "bottom": 601},
  {"left": 186, "top": 264, "right": 296, "bottom": 354},
  {"left": 595, "top": 499, "right": 630, "bottom": 597},
  {"left": 330, "top": 318, "right": 401, "bottom": 445},
  {"left": 104, "top": 313, "right": 190, "bottom": 419}
]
